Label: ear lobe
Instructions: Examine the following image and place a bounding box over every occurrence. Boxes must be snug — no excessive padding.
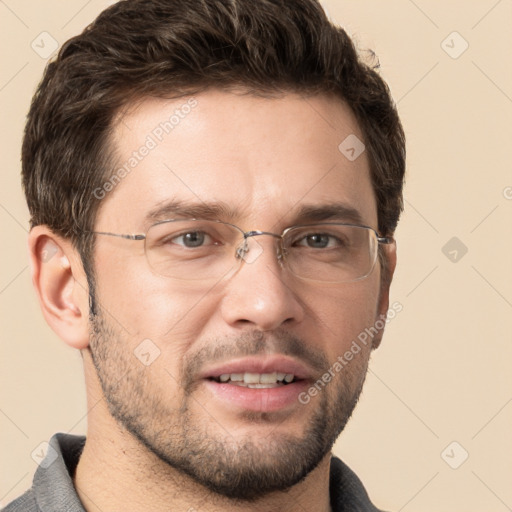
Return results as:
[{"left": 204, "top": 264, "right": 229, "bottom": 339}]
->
[
  {"left": 372, "top": 242, "right": 397, "bottom": 350},
  {"left": 29, "top": 226, "right": 90, "bottom": 350}
]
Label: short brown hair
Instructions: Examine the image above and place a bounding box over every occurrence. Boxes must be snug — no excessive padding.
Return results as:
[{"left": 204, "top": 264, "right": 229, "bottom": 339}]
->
[{"left": 23, "top": 0, "right": 405, "bottom": 268}]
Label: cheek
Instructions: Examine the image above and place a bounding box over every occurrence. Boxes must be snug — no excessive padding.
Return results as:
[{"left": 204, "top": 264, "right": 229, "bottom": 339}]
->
[
  {"left": 301, "top": 278, "right": 381, "bottom": 359},
  {"left": 94, "top": 248, "right": 219, "bottom": 342}
]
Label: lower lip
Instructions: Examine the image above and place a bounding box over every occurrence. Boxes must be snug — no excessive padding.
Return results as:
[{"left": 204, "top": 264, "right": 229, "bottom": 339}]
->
[{"left": 203, "top": 380, "right": 309, "bottom": 413}]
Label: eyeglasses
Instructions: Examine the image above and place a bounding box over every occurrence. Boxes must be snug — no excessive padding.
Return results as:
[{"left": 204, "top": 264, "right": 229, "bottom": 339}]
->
[{"left": 92, "top": 219, "right": 394, "bottom": 284}]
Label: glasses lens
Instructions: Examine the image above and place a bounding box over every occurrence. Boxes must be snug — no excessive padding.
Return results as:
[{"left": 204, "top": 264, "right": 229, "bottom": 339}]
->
[
  {"left": 144, "top": 220, "right": 380, "bottom": 283},
  {"left": 283, "top": 224, "right": 378, "bottom": 283},
  {"left": 145, "top": 220, "right": 242, "bottom": 279}
]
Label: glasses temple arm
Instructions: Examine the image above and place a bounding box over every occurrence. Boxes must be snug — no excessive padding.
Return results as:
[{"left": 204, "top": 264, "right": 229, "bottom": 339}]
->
[
  {"left": 92, "top": 231, "right": 145, "bottom": 241},
  {"left": 376, "top": 236, "right": 394, "bottom": 244}
]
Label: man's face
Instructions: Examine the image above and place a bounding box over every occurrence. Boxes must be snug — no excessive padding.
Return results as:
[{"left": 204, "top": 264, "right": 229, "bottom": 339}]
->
[{"left": 88, "top": 91, "right": 389, "bottom": 499}]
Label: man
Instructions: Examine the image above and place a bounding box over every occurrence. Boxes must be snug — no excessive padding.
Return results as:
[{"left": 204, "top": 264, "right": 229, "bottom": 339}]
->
[{"left": 4, "top": 0, "right": 405, "bottom": 510}]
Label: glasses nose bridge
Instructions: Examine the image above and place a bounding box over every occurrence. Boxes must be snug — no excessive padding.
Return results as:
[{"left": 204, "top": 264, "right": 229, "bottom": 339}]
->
[
  {"left": 243, "top": 229, "right": 282, "bottom": 240},
  {"left": 239, "top": 229, "right": 285, "bottom": 262}
]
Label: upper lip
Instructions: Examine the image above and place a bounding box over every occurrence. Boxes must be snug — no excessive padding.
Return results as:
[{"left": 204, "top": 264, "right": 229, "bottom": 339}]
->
[{"left": 199, "top": 355, "right": 314, "bottom": 381}]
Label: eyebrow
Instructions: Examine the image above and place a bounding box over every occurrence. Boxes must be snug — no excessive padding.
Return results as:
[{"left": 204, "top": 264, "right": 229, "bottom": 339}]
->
[
  {"left": 145, "top": 199, "right": 241, "bottom": 225},
  {"left": 144, "top": 199, "right": 366, "bottom": 228},
  {"left": 293, "top": 203, "right": 367, "bottom": 226}
]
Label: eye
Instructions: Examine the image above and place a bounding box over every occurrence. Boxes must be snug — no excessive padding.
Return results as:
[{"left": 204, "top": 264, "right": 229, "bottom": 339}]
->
[
  {"left": 294, "top": 233, "right": 345, "bottom": 249},
  {"left": 171, "top": 231, "right": 214, "bottom": 248}
]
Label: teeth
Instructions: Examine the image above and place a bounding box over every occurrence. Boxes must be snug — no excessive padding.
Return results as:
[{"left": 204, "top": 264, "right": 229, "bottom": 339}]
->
[
  {"left": 260, "top": 372, "right": 278, "bottom": 384},
  {"left": 244, "top": 372, "right": 260, "bottom": 384},
  {"left": 215, "top": 372, "right": 295, "bottom": 385}
]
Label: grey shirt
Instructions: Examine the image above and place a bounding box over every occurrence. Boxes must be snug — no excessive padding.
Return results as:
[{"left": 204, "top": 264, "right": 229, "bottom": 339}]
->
[{"left": 2, "top": 433, "right": 386, "bottom": 511}]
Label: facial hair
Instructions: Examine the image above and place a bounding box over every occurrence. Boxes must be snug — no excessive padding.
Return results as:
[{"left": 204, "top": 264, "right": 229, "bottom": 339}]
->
[{"left": 88, "top": 309, "right": 370, "bottom": 501}]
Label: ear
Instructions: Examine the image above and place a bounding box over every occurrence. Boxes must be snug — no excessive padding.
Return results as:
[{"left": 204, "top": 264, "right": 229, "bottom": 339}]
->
[
  {"left": 28, "top": 225, "right": 90, "bottom": 349},
  {"left": 372, "top": 242, "right": 397, "bottom": 350}
]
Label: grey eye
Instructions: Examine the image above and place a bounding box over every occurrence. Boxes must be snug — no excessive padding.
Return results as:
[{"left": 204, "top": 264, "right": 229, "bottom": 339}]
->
[
  {"left": 304, "top": 234, "right": 330, "bottom": 248},
  {"left": 172, "top": 231, "right": 208, "bottom": 247},
  {"left": 295, "top": 233, "right": 342, "bottom": 249}
]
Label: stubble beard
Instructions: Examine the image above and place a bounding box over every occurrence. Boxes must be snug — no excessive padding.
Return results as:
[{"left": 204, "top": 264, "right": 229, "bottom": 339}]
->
[{"left": 87, "top": 309, "right": 369, "bottom": 501}]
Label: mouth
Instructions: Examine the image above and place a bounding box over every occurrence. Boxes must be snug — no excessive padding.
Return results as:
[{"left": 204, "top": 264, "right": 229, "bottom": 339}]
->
[
  {"left": 209, "top": 371, "right": 297, "bottom": 388},
  {"left": 199, "top": 356, "right": 313, "bottom": 413}
]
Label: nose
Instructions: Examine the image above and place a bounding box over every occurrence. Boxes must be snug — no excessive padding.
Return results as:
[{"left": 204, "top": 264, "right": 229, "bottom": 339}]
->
[{"left": 220, "top": 235, "right": 305, "bottom": 331}]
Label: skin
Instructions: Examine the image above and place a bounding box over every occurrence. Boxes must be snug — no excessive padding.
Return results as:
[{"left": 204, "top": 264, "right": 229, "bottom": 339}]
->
[{"left": 29, "top": 90, "right": 396, "bottom": 512}]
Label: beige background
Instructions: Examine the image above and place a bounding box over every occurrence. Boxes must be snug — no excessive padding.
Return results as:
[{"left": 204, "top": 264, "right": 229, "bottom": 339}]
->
[{"left": 1, "top": 1, "right": 511, "bottom": 510}]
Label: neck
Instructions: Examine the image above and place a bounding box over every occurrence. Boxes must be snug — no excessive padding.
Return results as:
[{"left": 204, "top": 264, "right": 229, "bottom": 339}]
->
[{"left": 74, "top": 353, "right": 333, "bottom": 512}]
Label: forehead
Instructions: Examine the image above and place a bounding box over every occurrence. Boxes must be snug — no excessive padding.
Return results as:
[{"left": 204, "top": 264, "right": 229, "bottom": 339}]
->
[{"left": 99, "top": 90, "right": 377, "bottom": 230}]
